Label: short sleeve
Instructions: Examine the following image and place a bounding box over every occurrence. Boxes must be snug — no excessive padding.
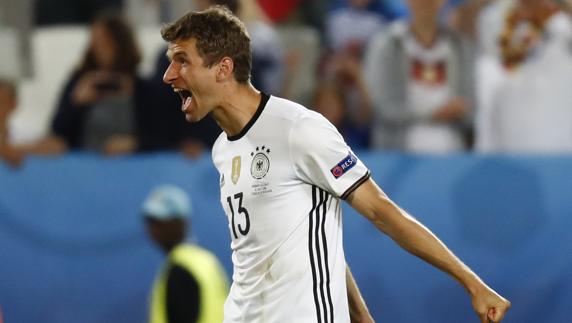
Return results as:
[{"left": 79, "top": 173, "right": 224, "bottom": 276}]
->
[{"left": 289, "top": 112, "right": 371, "bottom": 199}]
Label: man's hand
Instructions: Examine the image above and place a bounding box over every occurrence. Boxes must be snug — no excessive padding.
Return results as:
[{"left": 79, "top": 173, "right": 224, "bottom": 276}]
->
[
  {"left": 180, "top": 139, "right": 206, "bottom": 159},
  {"left": 0, "top": 144, "right": 24, "bottom": 168},
  {"left": 471, "top": 284, "right": 511, "bottom": 323},
  {"left": 432, "top": 97, "right": 469, "bottom": 122},
  {"left": 103, "top": 135, "right": 136, "bottom": 156},
  {"left": 72, "top": 72, "right": 102, "bottom": 106}
]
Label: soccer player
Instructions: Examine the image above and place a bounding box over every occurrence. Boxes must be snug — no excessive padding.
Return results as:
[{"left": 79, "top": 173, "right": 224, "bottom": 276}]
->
[{"left": 161, "top": 6, "right": 511, "bottom": 323}]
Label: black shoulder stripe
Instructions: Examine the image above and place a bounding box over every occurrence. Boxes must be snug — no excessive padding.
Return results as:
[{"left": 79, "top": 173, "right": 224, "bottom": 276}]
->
[{"left": 340, "top": 170, "right": 371, "bottom": 200}]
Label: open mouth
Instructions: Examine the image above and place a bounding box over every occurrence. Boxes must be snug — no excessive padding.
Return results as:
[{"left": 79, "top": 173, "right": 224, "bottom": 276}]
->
[
  {"left": 175, "top": 88, "right": 192, "bottom": 102},
  {"left": 174, "top": 88, "right": 193, "bottom": 113}
]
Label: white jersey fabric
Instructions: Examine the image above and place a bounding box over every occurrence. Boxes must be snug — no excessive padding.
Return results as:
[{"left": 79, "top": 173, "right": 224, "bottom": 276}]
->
[
  {"left": 403, "top": 33, "right": 464, "bottom": 153},
  {"left": 212, "top": 93, "right": 371, "bottom": 323}
]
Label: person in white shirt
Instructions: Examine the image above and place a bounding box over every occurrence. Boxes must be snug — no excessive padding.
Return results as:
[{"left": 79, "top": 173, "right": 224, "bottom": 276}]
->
[
  {"left": 161, "top": 6, "right": 511, "bottom": 323},
  {"left": 364, "top": 0, "right": 474, "bottom": 153},
  {"left": 475, "top": 0, "right": 572, "bottom": 153}
]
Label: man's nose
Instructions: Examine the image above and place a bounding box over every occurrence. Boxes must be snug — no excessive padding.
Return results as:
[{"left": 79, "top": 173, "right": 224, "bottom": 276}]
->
[{"left": 163, "top": 62, "right": 177, "bottom": 85}]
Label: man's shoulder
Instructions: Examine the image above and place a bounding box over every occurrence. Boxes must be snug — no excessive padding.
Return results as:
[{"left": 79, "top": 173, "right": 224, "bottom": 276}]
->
[
  {"left": 211, "top": 131, "right": 228, "bottom": 162},
  {"left": 265, "top": 95, "right": 310, "bottom": 121}
]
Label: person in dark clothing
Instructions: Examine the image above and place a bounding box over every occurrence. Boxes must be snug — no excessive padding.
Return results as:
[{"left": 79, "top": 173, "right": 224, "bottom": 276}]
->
[
  {"left": 47, "top": 10, "right": 211, "bottom": 156},
  {"left": 143, "top": 185, "right": 228, "bottom": 323},
  {"left": 47, "top": 11, "right": 146, "bottom": 155}
]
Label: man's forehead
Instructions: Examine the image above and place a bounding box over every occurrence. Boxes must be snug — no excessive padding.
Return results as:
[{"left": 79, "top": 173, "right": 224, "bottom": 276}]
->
[{"left": 166, "top": 39, "right": 197, "bottom": 57}]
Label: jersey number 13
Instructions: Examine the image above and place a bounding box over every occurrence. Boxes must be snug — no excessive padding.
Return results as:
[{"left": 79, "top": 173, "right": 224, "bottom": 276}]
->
[{"left": 226, "top": 192, "right": 250, "bottom": 239}]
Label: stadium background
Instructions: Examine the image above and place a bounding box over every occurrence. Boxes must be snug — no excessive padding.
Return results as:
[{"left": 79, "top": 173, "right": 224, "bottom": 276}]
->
[{"left": 1, "top": 152, "right": 571, "bottom": 323}]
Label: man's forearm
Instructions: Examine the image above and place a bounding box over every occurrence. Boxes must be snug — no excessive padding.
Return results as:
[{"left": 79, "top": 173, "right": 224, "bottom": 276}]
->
[
  {"left": 375, "top": 201, "right": 484, "bottom": 294},
  {"left": 347, "top": 179, "right": 511, "bottom": 321}
]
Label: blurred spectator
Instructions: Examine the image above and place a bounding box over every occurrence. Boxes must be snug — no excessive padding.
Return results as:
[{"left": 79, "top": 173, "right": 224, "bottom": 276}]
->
[
  {"left": 45, "top": 11, "right": 144, "bottom": 155},
  {"left": 312, "top": 70, "right": 372, "bottom": 149},
  {"left": 0, "top": 79, "right": 67, "bottom": 166},
  {"left": 0, "top": 79, "right": 23, "bottom": 167},
  {"left": 447, "top": 0, "right": 491, "bottom": 40},
  {"left": 38, "top": 11, "right": 194, "bottom": 156},
  {"left": 325, "top": 0, "right": 386, "bottom": 53},
  {"left": 564, "top": 0, "right": 572, "bottom": 14},
  {"left": 330, "top": 0, "right": 408, "bottom": 21},
  {"left": 143, "top": 185, "right": 228, "bottom": 323},
  {"left": 316, "top": 0, "right": 383, "bottom": 149},
  {"left": 475, "top": 0, "right": 572, "bottom": 153},
  {"left": 364, "top": 0, "right": 474, "bottom": 153},
  {"left": 257, "top": 0, "right": 299, "bottom": 22},
  {"left": 296, "top": 0, "right": 329, "bottom": 36},
  {"left": 238, "top": 0, "right": 286, "bottom": 96}
]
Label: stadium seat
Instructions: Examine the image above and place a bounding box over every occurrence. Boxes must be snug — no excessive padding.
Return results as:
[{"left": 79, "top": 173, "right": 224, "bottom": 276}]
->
[
  {"left": 135, "top": 25, "right": 166, "bottom": 78},
  {"left": 31, "top": 25, "right": 89, "bottom": 132},
  {"left": 0, "top": 27, "right": 22, "bottom": 79}
]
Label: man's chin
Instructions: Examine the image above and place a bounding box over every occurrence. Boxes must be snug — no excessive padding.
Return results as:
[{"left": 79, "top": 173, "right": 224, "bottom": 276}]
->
[{"left": 185, "top": 113, "right": 199, "bottom": 123}]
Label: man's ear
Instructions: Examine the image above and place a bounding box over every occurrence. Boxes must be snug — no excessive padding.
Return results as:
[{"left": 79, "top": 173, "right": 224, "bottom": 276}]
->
[{"left": 216, "top": 57, "right": 234, "bottom": 81}]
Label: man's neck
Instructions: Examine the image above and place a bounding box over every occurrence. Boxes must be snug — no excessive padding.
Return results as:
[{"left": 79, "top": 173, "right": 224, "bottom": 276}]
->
[
  {"left": 211, "top": 83, "right": 262, "bottom": 137},
  {"left": 410, "top": 17, "right": 439, "bottom": 48},
  {"left": 162, "top": 241, "right": 182, "bottom": 254}
]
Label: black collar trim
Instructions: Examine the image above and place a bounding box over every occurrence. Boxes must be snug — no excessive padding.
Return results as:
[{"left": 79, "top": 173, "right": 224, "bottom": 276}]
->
[{"left": 227, "top": 92, "right": 270, "bottom": 141}]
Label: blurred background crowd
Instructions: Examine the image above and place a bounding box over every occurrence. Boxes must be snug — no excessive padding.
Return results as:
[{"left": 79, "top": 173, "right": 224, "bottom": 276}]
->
[{"left": 2, "top": 0, "right": 572, "bottom": 169}]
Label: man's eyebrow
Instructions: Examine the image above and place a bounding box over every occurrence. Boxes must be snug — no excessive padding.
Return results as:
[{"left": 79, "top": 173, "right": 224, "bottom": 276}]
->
[
  {"left": 175, "top": 49, "right": 188, "bottom": 57},
  {"left": 167, "top": 51, "right": 188, "bottom": 62}
]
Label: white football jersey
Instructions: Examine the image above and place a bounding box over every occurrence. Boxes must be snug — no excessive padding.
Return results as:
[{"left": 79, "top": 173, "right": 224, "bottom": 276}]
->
[{"left": 212, "top": 94, "right": 371, "bottom": 323}]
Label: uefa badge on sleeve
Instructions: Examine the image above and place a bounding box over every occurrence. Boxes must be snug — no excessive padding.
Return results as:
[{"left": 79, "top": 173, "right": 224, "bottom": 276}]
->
[{"left": 330, "top": 152, "right": 357, "bottom": 179}]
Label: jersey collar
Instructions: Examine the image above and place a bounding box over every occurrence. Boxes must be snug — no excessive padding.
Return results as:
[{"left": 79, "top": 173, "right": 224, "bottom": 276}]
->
[{"left": 227, "top": 92, "right": 270, "bottom": 141}]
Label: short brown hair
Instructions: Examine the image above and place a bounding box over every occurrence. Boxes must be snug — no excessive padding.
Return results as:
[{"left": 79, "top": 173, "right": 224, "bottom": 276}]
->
[{"left": 161, "top": 6, "right": 251, "bottom": 83}]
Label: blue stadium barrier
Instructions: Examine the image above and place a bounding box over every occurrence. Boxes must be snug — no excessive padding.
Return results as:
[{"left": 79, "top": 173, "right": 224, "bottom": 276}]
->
[{"left": 1, "top": 152, "right": 571, "bottom": 323}]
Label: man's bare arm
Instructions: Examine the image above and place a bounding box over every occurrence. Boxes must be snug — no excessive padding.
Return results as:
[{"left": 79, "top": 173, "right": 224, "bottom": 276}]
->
[
  {"left": 346, "top": 265, "right": 374, "bottom": 323},
  {"left": 346, "top": 179, "right": 511, "bottom": 323}
]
